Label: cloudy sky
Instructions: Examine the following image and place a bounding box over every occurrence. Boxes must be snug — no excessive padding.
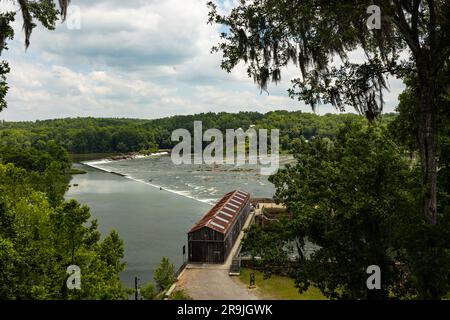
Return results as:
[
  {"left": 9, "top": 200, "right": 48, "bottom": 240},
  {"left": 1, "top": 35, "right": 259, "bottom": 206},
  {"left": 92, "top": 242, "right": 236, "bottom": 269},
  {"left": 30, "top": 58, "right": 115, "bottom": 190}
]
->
[{"left": 0, "top": 0, "right": 405, "bottom": 121}]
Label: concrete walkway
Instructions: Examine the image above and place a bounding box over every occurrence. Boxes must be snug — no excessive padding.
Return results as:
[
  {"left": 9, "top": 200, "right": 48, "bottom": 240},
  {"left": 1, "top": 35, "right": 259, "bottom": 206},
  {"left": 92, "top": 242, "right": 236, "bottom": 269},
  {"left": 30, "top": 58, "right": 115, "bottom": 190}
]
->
[
  {"left": 176, "top": 210, "right": 259, "bottom": 300},
  {"left": 177, "top": 268, "right": 258, "bottom": 300}
]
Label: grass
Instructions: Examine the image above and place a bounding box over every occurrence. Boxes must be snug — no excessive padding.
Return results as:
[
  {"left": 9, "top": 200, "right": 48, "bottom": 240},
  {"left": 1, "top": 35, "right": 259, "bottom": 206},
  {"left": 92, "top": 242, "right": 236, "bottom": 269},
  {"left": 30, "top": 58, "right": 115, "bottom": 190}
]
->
[{"left": 239, "top": 268, "right": 326, "bottom": 300}]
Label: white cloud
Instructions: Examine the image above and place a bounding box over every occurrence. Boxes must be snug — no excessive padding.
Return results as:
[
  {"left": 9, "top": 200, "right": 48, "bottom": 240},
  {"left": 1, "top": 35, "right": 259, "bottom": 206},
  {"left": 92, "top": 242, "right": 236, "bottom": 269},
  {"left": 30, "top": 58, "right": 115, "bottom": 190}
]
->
[{"left": 0, "top": 0, "right": 404, "bottom": 121}]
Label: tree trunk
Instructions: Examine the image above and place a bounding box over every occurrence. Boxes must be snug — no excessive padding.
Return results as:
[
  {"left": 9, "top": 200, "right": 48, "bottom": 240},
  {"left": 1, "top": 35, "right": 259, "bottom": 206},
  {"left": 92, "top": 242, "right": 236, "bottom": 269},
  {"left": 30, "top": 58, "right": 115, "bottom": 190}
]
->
[{"left": 418, "top": 82, "right": 438, "bottom": 225}]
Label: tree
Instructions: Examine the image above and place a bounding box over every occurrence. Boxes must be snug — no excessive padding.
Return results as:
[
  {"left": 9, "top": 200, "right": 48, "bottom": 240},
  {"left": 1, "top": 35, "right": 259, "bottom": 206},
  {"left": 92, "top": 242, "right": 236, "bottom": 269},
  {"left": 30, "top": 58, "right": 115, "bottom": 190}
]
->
[
  {"left": 387, "top": 72, "right": 450, "bottom": 299},
  {"left": 36, "top": 161, "right": 70, "bottom": 207},
  {"left": 251, "top": 123, "right": 450, "bottom": 299},
  {"left": 153, "top": 257, "right": 175, "bottom": 292},
  {"left": 140, "top": 282, "right": 156, "bottom": 300},
  {"left": 0, "top": 140, "right": 71, "bottom": 207},
  {"left": 0, "top": 163, "right": 130, "bottom": 299},
  {"left": 170, "top": 290, "right": 192, "bottom": 300},
  {"left": 0, "top": 112, "right": 369, "bottom": 154},
  {"left": 0, "top": 0, "right": 71, "bottom": 111},
  {"left": 208, "top": 0, "right": 450, "bottom": 224}
]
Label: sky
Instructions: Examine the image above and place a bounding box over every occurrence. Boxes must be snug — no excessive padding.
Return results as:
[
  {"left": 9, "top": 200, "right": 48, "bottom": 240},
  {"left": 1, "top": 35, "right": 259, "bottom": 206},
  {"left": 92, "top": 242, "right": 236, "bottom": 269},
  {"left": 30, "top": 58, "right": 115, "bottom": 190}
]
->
[{"left": 0, "top": 0, "right": 405, "bottom": 121}]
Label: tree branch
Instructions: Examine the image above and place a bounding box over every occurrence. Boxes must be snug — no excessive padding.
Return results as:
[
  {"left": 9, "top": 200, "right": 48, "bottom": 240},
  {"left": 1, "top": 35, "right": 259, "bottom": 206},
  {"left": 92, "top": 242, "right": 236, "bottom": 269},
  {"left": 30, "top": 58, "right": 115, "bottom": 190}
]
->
[
  {"left": 411, "top": 0, "right": 420, "bottom": 45},
  {"left": 427, "top": 0, "right": 437, "bottom": 67},
  {"left": 390, "top": 0, "right": 426, "bottom": 73}
]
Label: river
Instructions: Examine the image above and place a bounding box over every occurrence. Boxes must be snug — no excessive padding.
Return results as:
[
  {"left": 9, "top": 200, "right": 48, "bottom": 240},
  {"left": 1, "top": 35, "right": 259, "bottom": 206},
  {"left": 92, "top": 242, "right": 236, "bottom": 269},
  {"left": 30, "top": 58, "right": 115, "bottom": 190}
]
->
[{"left": 66, "top": 154, "right": 290, "bottom": 289}]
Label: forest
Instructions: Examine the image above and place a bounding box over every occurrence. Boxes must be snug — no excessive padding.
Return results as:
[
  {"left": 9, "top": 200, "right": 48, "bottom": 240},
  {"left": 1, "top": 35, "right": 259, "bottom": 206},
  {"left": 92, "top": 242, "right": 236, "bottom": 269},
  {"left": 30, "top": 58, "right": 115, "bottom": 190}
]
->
[
  {"left": 0, "top": 111, "right": 397, "bottom": 154},
  {"left": 0, "top": 139, "right": 130, "bottom": 299}
]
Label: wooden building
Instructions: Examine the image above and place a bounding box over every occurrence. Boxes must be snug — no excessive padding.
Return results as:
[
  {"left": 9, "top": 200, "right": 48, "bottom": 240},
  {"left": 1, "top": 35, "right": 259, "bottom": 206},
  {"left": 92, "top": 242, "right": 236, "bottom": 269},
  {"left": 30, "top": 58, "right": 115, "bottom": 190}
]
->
[{"left": 188, "top": 190, "right": 251, "bottom": 264}]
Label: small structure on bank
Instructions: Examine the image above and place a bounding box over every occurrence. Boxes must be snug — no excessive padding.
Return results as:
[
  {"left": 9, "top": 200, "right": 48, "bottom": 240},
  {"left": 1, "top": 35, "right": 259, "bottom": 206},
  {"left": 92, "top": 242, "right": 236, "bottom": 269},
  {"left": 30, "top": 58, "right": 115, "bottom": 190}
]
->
[{"left": 187, "top": 190, "right": 251, "bottom": 264}]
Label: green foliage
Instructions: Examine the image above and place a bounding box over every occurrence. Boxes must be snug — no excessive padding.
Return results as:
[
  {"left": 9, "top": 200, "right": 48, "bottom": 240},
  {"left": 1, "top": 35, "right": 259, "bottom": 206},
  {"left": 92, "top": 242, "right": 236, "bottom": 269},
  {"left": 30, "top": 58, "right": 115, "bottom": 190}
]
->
[
  {"left": 390, "top": 69, "right": 450, "bottom": 159},
  {"left": 169, "top": 290, "right": 192, "bottom": 300},
  {"left": 153, "top": 257, "right": 175, "bottom": 292},
  {"left": 0, "top": 11, "right": 14, "bottom": 112},
  {"left": 208, "top": 0, "right": 449, "bottom": 119},
  {"left": 140, "top": 282, "right": 156, "bottom": 300},
  {"left": 0, "top": 112, "right": 395, "bottom": 154},
  {"left": 0, "top": 141, "right": 71, "bottom": 207},
  {"left": 0, "top": 1, "right": 70, "bottom": 111},
  {"left": 0, "top": 60, "right": 10, "bottom": 112},
  {"left": 244, "top": 123, "right": 450, "bottom": 299},
  {"left": 242, "top": 222, "right": 296, "bottom": 275},
  {"left": 0, "top": 138, "right": 130, "bottom": 299},
  {"left": 208, "top": 0, "right": 449, "bottom": 225}
]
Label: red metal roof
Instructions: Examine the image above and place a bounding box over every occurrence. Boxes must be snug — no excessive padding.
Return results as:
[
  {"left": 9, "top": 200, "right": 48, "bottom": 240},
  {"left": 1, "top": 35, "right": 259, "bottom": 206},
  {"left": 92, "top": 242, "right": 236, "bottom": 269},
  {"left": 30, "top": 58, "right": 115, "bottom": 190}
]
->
[{"left": 188, "top": 190, "right": 250, "bottom": 234}]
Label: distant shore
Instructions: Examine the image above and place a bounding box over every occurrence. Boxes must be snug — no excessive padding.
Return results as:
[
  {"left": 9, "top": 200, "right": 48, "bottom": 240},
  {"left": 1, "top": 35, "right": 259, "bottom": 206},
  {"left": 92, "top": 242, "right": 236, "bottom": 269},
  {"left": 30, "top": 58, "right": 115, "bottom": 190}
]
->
[{"left": 69, "top": 150, "right": 171, "bottom": 163}]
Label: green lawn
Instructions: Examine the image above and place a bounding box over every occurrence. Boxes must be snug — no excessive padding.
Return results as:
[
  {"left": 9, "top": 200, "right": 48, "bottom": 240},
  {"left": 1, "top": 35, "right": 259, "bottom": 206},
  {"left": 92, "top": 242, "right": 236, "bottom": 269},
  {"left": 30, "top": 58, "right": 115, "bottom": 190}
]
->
[{"left": 239, "top": 268, "right": 326, "bottom": 300}]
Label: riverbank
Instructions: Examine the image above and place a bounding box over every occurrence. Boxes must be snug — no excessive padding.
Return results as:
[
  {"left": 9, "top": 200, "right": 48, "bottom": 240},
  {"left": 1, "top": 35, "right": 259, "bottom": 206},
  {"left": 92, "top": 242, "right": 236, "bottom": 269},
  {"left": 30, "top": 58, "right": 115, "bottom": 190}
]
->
[{"left": 70, "top": 150, "right": 171, "bottom": 163}]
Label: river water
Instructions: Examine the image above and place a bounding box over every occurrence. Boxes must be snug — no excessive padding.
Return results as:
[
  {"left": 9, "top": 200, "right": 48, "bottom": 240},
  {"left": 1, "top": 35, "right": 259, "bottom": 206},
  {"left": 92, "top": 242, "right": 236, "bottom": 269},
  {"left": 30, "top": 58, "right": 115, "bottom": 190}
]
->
[{"left": 66, "top": 154, "right": 291, "bottom": 289}]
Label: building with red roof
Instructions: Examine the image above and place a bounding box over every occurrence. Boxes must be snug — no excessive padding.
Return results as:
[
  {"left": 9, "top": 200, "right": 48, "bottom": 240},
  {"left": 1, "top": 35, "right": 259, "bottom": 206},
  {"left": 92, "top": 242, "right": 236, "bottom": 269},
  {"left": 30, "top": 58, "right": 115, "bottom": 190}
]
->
[{"left": 188, "top": 190, "right": 251, "bottom": 263}]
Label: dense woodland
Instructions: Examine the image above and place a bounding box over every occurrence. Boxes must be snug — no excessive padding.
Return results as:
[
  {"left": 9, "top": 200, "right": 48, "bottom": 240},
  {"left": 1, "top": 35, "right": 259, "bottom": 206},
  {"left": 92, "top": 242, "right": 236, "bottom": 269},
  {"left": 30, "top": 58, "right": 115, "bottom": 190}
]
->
[
  {"left": 0, "top": 140, "right": 130, "bottom": 299},
  {"left": 242, "top": 84, "right": 450, "bottom": 300},
  {"left": 0, "top": 111, "right": 396, "bottom": 154}
]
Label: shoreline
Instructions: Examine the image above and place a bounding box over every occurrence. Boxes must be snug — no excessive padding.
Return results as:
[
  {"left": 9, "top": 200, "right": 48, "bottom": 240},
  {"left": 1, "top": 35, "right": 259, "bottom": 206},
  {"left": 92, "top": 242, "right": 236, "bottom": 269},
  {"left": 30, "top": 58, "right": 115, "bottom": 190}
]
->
[{"left": 70, "top": 150, "right": 171, "bottom": 162}]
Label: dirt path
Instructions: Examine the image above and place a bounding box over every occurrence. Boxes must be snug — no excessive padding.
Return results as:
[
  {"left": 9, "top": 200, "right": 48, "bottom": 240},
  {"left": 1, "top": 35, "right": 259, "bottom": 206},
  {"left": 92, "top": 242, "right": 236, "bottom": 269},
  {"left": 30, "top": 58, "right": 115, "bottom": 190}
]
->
[{"left": 177, "top": 267, "right": 259, "bottom": 300}]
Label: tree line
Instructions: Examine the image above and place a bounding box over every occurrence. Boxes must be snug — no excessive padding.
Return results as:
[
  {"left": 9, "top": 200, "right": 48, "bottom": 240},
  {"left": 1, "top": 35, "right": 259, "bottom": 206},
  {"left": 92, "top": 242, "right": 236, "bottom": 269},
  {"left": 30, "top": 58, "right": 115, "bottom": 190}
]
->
[{"left": 0, "top": 111, "right": 397, "bottom": 154}]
